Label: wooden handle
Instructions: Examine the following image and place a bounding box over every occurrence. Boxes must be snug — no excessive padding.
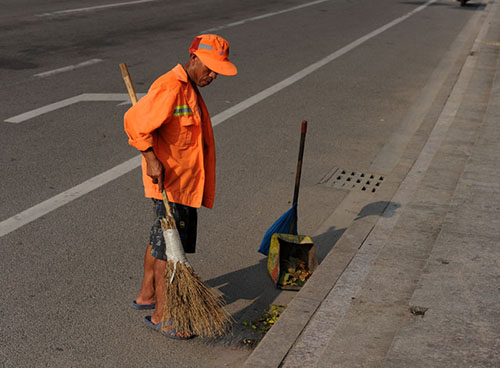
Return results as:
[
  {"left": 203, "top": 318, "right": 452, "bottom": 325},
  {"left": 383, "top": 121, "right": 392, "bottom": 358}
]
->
[
  {"left": 161, "top": 190, "right": 177, "bottom": 227},
  {"left": 119, "top": 63, "right": 138, "bottom": 105},
  {"left": 119, "top": 64, "right": 174, "bottom": 224},
  {"left": 161, "top": 190, "right": 172, "bottom": 215}
]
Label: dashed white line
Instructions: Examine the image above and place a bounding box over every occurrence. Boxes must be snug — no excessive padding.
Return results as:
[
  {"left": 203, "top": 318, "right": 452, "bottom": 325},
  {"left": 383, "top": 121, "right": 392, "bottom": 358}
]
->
[
  {"left": 36, "top": 0, "right": 156, "bottom": 17},
  {"left": 1, "top": 0, "right": 437, "bottom": 238},
  {"left": 201, "top": 0, "right": 330, "bottom": 33},
  {"left": 34, "top": 59, "right": 103, "bottom": 78}
]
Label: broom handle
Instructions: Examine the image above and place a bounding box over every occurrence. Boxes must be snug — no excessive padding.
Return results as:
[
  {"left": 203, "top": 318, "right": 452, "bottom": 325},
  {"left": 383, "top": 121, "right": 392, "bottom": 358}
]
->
[
  {"left": 161, "top": 190, "right": 175, "bottom": 221},
  {"left": 119, "top": 63, "right": 175, "bottom": 221},
  {"left": 119, "top": 63, "right": 138, "bottom": 105},
  {"left": 290, "top": 120, "right": 307, "bottom": 233}
]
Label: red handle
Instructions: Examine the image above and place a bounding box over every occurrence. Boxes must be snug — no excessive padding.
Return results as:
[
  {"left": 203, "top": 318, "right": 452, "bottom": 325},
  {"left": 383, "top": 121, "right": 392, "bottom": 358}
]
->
[{"left": 301, "top": 120, "right": 307, "bottom": 134}]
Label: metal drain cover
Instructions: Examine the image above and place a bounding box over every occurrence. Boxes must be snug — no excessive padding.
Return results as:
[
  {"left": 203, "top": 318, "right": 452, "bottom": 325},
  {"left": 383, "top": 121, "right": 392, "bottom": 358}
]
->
[{"left": 319, "top": 168, "right": 384, "bottom": 193}]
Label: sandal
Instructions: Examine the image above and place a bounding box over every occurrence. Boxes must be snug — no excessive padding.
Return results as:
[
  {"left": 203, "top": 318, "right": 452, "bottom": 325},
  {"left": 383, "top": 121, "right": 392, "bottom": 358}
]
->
[
  {"left": 144, "top": 316, "right": 195, "bottom": 340},
  {"left": 131, "top": 300, "right": 156, "bottom": 310}
]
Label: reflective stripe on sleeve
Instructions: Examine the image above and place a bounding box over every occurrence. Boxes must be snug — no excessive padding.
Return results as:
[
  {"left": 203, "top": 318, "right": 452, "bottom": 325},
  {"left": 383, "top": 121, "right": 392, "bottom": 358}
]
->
[{"left": 174, "top": 105, "right": 194, "bottom": 116}]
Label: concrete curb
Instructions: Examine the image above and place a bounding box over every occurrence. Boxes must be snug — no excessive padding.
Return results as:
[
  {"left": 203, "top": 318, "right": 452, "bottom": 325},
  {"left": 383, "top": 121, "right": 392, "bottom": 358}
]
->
[{"left": 243, "top": 1, "right": 496, "bottom": 367}]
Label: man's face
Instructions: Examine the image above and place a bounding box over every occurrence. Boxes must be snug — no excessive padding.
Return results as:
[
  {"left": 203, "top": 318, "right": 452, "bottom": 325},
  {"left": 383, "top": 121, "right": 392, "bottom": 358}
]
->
[{"left": 191, "top": 55, "right": 217, "bottom": 87}]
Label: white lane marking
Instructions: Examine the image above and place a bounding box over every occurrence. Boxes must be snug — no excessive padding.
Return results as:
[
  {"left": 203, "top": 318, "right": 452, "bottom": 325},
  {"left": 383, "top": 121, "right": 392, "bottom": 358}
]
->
[
  {"left": 36, "top": 0, "right": 156, "bottom": 17},
  {"left": 34, "top": 59, "right": 103, "bottom": 78},
  {"left": 0, "top": 156, "right": 142, "bottom": 238},
  {"left": 0, "top": 0, "right": 436, "bottom": 237},
  {"left": 4, "top": 93, "right": 146, "bottom": 123},
  {"left": 212, "top": 0, "right": 437, "bottom": 127},
  {"left": 6, "top": 95, "right": 84, "bottom": 123},
  {"left": 281, "top": 4, "right": 489, "bottom": 363},
  {"left": 201, "top": 0, "right": 330, "bottom": 33}
]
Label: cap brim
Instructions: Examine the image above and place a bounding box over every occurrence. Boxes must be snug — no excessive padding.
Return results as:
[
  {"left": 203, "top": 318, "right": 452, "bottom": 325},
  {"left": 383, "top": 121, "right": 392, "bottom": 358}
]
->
[{"left": 195, "top": 52, "right": 238, "bottom": 76}]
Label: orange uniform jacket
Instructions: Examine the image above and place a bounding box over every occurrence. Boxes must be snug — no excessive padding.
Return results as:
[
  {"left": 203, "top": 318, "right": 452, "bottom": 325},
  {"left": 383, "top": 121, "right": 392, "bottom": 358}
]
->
[{"left": 124, "top": 64, "right": 216, "bottom": 209}]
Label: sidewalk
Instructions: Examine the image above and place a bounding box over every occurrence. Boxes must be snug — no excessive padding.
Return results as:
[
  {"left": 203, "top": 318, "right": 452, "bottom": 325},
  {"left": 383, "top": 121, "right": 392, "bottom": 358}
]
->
[{"left": 244, "top": 1, "right": 500, "bottom": 367}]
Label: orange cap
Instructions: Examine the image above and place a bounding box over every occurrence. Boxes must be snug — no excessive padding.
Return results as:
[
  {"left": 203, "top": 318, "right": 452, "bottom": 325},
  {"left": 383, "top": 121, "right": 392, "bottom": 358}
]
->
[{"left": 189, "top": 34, "right": 237, "bottom": 76}]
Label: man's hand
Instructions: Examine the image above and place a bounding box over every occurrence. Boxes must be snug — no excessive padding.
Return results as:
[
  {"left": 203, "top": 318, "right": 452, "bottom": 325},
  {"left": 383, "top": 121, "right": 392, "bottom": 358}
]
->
[{"left": 141, "top": 148, "right": 164, "bottom": 190}]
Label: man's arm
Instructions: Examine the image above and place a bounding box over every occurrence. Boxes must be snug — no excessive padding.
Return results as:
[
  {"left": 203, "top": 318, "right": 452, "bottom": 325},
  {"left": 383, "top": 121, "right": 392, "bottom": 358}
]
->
[{"left": 141, "top": 147, "right": 164, "bottom": 190}]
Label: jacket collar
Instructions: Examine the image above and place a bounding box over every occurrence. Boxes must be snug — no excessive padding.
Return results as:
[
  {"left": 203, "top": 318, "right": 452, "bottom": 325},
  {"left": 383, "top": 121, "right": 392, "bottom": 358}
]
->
[{"left": 173, "top": 64, "right": 189, "bottom": 83}]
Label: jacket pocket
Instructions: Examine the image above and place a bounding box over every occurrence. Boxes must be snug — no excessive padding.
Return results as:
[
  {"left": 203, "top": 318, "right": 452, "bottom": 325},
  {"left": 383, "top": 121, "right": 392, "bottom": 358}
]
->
[{"left": 165, "top": 116, "right": 196, "bottom": 147}]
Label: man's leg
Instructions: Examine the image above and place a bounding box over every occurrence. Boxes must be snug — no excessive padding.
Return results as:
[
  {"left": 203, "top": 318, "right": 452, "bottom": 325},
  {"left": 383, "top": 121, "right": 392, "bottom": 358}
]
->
[
  {"left": 134, "top": 244, "right": 156, "bottom": 305},
  {"left": 150, "top": 258, "right": 192, "bottom": 338},
  {"left": 150, "top": 258, "right": 166, "bottom": 324},
  {"left": 136, "top": 199, "right": 162, "bottom": 306}
]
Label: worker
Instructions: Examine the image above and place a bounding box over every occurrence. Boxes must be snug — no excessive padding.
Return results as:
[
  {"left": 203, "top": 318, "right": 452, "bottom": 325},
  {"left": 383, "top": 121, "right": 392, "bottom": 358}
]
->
[{"left": 124, "top": 34, "right": 237, "bottom": 339}]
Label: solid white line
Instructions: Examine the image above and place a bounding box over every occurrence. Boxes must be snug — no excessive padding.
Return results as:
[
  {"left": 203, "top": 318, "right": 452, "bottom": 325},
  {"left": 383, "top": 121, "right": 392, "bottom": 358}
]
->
[
  {"left": 5, "top": 95, "right": 84, "bottom": 123},
  {"left": 4, "top": 93, "right": 142, "bottom": 123},
  {"left": 0, "top": 0, "right": 436, "bottom": 237},
  {"left": 212, "top": 0, "right": 436, "bottom": 127},
  {"left": 36, "top": 0, "right": 155, "bottom": 17},
  {"left": 0, "top": 156, "right": 142, "bottom": 238},
  {"left": 282, "top": 7, "right": 485, "bottom": 364},
  {"left": 34, "top": 59, "right": 103, "bottom": 78},
  {"left": 201, "top": 0, "right": 330, "bottom": 33}
]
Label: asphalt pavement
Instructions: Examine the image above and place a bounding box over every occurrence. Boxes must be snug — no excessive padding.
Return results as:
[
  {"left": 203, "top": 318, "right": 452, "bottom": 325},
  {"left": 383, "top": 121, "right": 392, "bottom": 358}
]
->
[
  {"left": 245, "top": 0, "right": 500, "bottom": 366},
  {"left": 0, "top": 1, "right": 495, "bottom": 367}
]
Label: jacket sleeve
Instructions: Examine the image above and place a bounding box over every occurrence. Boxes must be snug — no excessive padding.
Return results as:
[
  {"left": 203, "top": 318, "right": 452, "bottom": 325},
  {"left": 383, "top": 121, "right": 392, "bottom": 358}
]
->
[{"left": 124, "top": 83, "right": 176, "bottom": 151}]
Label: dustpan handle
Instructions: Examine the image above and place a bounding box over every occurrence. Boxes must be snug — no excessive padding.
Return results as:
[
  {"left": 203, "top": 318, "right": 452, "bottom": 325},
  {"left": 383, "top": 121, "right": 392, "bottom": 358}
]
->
[
  {"left": 292, "top": 121, "right": 307, "bottom": 205},
  {"left": 290, "top": 120, "right": 307, "bottom": 233}
]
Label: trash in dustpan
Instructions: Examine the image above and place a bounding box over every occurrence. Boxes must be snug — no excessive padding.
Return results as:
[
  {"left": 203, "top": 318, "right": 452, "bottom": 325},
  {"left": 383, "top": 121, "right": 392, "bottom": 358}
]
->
[{"left": 267, "top": 233, "right": 318, "bottom": 290}]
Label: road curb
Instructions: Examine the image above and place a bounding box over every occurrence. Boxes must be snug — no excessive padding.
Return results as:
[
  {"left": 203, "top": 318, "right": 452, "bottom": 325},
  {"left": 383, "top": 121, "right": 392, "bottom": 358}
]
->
[{"left": 243, "top": 1, "right": 496, "bottom": 367}]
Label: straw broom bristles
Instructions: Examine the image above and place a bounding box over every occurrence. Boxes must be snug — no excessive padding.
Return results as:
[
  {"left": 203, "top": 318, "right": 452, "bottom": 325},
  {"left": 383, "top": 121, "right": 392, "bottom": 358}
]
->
[
  {"left": 162, "top": 258, "right": 234, "bottom": 338},
  {"left": 159, "top": 192, "right": 233, "bottom": 338}
]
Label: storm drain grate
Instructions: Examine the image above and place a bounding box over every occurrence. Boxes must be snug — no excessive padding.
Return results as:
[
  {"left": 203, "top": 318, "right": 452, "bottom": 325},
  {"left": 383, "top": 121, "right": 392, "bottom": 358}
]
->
[{"left": 319, "top": 168, "right": 384, "bottom": 193}]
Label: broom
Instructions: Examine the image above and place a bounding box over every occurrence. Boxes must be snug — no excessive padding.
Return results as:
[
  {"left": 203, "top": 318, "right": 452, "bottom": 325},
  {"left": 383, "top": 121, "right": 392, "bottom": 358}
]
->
[
  {"left": 119, "top": 63, "right": 233, "bottom": 338},
  {"left": 159, "top": 191, "right": 233, "bottom": 337}
]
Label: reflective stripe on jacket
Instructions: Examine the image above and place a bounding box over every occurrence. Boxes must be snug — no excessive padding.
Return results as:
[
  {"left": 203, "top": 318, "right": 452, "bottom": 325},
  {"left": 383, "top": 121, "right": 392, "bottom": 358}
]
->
[{"left": 124, "top": 64, "right": 216, "bottom": 209}]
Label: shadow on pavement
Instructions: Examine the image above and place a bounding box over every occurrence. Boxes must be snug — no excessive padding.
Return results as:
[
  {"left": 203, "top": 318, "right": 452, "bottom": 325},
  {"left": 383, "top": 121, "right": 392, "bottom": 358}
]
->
[
  {"left": 204, "top": 258, "right": 281, "bottom": 346},
  {"left": 314, "top": 200, "right": 401, "bottom": 262},
  {"left": 203, "top": 200, "right": 401, "bottom": 345},
  {"left": 400, "top": 1, "right": 485, "bottom": 10}
]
